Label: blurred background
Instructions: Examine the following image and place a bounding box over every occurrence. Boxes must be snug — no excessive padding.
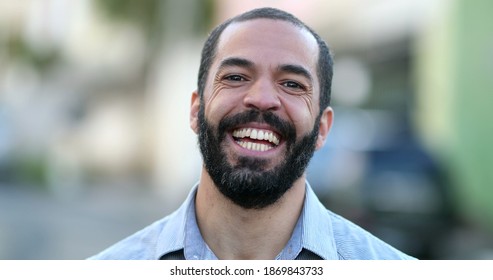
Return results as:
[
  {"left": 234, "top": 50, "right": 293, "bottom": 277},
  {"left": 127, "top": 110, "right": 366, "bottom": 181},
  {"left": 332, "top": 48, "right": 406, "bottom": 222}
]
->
[{"left": 1, "top": 0, "right": 492, "bottom": 259}]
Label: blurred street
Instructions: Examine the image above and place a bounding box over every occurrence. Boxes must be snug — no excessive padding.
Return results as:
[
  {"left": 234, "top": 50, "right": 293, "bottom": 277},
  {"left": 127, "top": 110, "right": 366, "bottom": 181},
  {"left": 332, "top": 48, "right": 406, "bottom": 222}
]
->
[{"left": 0, "top": 183, "right": 178, "bottom": 259}]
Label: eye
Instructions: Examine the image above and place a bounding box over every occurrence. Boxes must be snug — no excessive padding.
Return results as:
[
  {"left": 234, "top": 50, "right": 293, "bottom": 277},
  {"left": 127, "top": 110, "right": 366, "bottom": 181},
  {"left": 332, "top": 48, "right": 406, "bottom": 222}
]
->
[
  {"left": 224, "top": 74, "right": 246, "bottom": 82},
  {"left": 282, "top": 81, "right": 305, "bottom": 90}
]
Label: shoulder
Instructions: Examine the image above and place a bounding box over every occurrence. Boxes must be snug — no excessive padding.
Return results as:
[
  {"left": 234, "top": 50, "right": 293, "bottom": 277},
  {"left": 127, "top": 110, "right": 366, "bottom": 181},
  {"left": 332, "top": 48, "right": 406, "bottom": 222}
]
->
[
  {"left": 87, "top": 216, "right": 171, "bottom": 260},
  {"left": 327, "top": 210, "right": 416, "bottom": 260},
  {"left": 87, "top": 186, "right": 196, "bottom": 260},
  {"left": 87, "top": 201, "right": 190, "bottom": 260}
]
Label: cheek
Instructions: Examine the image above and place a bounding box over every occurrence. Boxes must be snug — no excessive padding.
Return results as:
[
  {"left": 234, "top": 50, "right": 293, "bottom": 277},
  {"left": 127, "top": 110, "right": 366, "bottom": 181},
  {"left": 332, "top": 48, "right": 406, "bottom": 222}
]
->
[
  {"left": 203, "top": 88, "right": 244, "bottom": 124},
  {"left": 280, "top": 95, "right": 318, "bottom": 134}
]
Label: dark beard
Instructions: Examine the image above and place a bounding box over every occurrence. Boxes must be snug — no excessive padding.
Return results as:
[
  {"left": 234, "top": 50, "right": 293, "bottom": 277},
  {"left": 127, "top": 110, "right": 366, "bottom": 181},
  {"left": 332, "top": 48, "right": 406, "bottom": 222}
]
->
[{"left": 198, "top": 106, "right": 320, "bottom": 209}]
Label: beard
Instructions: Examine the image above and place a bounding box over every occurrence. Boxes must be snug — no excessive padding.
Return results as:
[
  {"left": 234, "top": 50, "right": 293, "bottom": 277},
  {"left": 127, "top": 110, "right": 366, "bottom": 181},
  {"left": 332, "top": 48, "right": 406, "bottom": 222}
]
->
[{"left": 197, "top": 105, "right": 320, "bottom": 209}]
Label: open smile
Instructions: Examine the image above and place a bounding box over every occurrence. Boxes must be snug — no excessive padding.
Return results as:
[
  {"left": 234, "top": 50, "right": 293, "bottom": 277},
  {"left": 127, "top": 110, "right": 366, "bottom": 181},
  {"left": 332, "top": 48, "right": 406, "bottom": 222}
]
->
[{"left": 231, "top": 127, "right": 281, "bottom": 152}]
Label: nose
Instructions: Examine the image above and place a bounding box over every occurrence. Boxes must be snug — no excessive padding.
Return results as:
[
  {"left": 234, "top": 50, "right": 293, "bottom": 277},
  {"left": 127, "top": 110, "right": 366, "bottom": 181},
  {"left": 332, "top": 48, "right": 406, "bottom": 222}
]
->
[{"left": 243, "top": 78, "right": 281, "bottom": 111}]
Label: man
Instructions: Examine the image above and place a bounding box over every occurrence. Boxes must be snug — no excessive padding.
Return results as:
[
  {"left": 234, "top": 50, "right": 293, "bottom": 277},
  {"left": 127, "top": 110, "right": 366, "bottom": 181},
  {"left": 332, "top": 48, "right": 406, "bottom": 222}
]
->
[{"left": 89, "top": 7, "right": 415, "bottom": 260}]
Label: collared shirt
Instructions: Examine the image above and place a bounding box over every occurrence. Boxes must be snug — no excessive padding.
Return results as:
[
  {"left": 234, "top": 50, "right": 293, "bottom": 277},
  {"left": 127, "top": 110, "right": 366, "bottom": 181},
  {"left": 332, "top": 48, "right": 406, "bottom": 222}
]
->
[{"left": 88, "top": 182, "right": 416, "bottom": 260}]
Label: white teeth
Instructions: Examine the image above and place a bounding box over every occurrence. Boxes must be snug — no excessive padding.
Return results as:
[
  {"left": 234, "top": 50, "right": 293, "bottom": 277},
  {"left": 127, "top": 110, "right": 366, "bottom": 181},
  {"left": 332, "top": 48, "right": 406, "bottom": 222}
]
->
[
  {"left": 250, "top": 129, "right": 258, "bottom": 139},
  {"left": 237, "top": 140, "right": 272, "bottom": 152},
  {"left": 271, "top": 133, "right": 280, "bottom": 145},
  {"left": 258, "top": 130, "right": 264, "bottom": 140},
  {"left": 232, "top": 128, "right": 280, "bottom": 146}
]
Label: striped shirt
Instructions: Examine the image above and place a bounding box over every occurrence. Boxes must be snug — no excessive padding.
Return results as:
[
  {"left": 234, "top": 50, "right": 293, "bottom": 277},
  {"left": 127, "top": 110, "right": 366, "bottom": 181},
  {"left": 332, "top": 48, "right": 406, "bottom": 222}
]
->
[{"left": 89, "top": 182, "right": 416, "bottom": 260}]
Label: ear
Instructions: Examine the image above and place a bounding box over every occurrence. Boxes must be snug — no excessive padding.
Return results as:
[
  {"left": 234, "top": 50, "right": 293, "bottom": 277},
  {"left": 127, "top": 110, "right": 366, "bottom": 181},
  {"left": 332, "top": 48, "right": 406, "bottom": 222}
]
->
[
  {"left": 190, "top": 90, "right": 200, "bottom": 134},
  {"left": 315, "top": 107, "right": 333, "bottom": 150}
]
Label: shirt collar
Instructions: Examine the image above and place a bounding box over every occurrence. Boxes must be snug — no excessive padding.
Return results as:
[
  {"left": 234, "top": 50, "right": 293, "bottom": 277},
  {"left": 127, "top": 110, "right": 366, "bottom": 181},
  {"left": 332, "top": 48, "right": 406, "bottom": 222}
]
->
[
  {"left": 155, "top": 181, "right": 338, "bottom": 260},
  {"left": 301, "top": 181, "right": 339, "bottom": 259}
]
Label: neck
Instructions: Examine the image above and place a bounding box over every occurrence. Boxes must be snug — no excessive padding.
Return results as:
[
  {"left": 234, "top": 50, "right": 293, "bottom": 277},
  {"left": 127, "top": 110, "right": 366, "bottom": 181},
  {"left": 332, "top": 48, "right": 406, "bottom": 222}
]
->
[{"left": 195, "top": 167, "right": 306, "bottom": 260}]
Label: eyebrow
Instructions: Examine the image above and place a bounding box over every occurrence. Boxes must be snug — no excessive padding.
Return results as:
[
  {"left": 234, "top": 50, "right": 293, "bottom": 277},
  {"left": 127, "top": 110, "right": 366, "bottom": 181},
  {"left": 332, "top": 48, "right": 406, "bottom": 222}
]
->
[
  {"left": 278, "top": 64, "right": 313, "bottom": 82},
  {"left": 218, "top": 57, "right": 254, "bottom": 71}
]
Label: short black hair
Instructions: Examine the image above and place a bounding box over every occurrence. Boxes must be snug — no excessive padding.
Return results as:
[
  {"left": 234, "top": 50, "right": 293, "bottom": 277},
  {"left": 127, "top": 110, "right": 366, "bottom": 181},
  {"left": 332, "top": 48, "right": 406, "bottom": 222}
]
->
[{"left": 197, "top": 7, "right": 334, "bottom": 113}]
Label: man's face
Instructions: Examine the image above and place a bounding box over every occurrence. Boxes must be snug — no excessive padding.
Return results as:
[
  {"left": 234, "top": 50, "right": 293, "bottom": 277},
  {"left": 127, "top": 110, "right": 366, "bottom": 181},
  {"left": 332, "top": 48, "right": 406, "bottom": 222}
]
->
[{"left": 191, "top": 19, "right": 331, "bottom": 209}]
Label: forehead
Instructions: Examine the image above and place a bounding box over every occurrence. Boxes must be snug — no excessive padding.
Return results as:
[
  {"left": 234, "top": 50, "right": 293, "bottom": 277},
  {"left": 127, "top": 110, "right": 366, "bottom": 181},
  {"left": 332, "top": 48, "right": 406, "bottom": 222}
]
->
[{"left": 214, "top": 18, "right": 319, "bottom": 71}]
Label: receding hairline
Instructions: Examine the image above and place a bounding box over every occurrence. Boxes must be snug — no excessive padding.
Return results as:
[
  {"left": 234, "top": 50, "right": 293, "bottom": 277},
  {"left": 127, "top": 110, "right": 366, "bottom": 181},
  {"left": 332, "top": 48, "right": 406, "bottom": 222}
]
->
[
  {"left": 218, "top": 17, "right": 316, "bottom": 47},
  {"left": 214, "top": 18, "right": 320, "bottom": 70}
]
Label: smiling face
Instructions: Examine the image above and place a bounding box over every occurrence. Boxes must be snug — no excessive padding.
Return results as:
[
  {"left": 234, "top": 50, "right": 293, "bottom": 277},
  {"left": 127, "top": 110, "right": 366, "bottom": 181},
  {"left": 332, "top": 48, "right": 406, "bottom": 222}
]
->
[{"left": 191, "top": 19, "right": 332, "bottom": 209}]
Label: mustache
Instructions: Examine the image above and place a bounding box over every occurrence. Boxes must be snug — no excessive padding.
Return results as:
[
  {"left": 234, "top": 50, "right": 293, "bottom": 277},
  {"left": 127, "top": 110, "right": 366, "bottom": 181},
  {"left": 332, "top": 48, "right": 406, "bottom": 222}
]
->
[{"left": 217, "top": 109, "right": 296, "bottom": 142}]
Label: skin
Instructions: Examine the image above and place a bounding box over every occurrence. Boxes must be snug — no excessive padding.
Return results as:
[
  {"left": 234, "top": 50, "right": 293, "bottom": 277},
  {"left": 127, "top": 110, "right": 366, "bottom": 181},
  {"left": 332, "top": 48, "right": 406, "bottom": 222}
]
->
[{"left": 189, "top": 19, "right": 333, "bottom": 259}]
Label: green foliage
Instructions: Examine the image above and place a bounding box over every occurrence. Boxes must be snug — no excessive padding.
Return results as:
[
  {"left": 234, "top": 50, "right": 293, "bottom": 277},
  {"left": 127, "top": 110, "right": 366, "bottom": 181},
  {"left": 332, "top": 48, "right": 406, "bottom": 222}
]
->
[
  {"left": 191, "top": 0, "right": 215, "bottom": 35},
  {"left": 2, "top": 155, "right": 50, "bottom": 189},
  {"left": 7, "top": 35, "right": 60, "bottom": 72},
  {"left": 95, "top": 0, "right": 161, "bottom": 36},
  {"left": 94, "top": 0, "right": 215, "bottom": 37}
]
